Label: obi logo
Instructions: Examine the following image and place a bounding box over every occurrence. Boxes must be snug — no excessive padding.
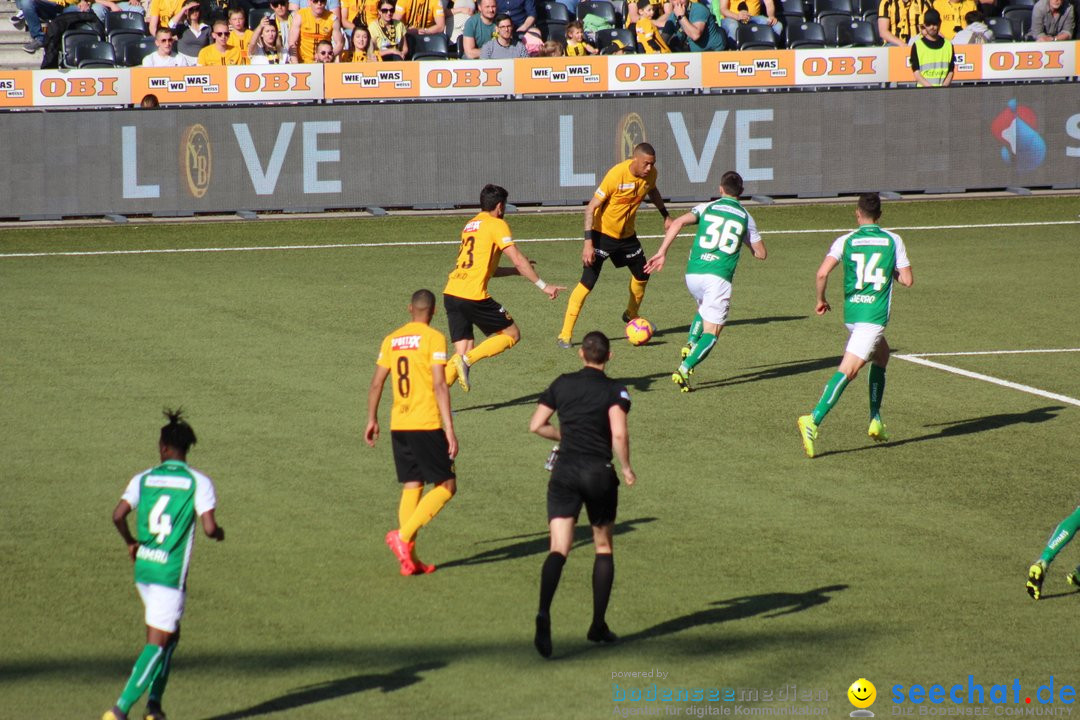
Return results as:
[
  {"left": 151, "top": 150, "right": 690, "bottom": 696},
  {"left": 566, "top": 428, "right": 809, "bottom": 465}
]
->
[{"left": 991, "top": 99, "right": 1046, "bottom": 172}]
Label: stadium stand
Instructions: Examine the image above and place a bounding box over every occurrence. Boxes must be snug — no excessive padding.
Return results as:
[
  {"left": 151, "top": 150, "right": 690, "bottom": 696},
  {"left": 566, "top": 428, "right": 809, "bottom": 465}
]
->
[
  {"left": 408, "top": 31, "right": 453, "bottom": 58},
  {"left": 785, "top": 18, "right": 828, "bottom": 44},
  {"left": 60, "top": 27, "right": 103, "bottom": 68},
  {"left": 75, "top": 38, "right": 116, "bottom": 67},
  {"left": 595, "top": 26, "right": 635, "bottom": 50},
  {"left": 736, "top": 21, "right": 782, "bottom": 47},
  {"left": 577, "top": 0, "right": 619, "bottom": 25},
  {"left": 836, "top": 17, "right": 878, "bottom": 43}
]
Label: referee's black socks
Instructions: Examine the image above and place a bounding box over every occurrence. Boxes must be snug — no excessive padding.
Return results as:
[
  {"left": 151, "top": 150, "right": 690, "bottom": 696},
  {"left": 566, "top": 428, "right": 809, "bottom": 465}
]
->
[
  {"left": 538, "top": 552, "right": 567, "bottom": 616},
  {"left": 591, "top": 553, "right": 615, "bottom": 636}
]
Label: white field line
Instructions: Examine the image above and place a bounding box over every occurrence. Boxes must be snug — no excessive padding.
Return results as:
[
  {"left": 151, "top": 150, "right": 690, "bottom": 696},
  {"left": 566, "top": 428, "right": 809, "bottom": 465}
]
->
[
  {"left": 2, "top": 219, "right": 1079, "bottom": 260},
  {"left": 904, "top": 349, "right": 1080, "bottom": 357},
  {"left": 893, "top": 352, "right": 1080, "bottom": 408}
]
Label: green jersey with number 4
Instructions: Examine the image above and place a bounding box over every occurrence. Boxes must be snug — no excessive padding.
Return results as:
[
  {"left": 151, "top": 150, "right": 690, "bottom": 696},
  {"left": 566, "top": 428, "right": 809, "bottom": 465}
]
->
[
  {"left": 829, "top": 224, "right": 910, "bottom": 326},
  {"left": 121, "top": 459, "right": 218, "bottom": 589},
  {"left": 685, "top": 197, "right": 760, "bottom": 281}
]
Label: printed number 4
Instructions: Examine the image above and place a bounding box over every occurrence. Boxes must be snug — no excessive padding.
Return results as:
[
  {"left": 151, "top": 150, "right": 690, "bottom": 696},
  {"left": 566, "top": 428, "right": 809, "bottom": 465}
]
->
[
  {"left": 700, "top": 217, "right": 743, "bottom": 254},
  {"left": 149, "top": 496, "right": 173, "bottom": 545},
  {"left": 853, "top": 252, "right": 887, "bottom": 292}
]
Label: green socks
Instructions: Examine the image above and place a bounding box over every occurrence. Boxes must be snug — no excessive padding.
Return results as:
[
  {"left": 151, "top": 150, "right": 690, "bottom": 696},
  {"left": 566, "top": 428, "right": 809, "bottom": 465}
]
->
[
  {"left": 680, "top": 333, "right": 717, "bottom": 373},
  {"left": 117, "top": 644, "right": 166, "bottom": 713},
  {"left": 687, "top": 313, "right": 703, "bottom": 347},
  {"left": 1040, "top": 507, "right": 1080, "bottom": 565},
  {"left": 812, "top": 372, "right": 850, "bottom": 425},
  {"left": 869, "top": 363, "right": 886, "bottom": 419}
]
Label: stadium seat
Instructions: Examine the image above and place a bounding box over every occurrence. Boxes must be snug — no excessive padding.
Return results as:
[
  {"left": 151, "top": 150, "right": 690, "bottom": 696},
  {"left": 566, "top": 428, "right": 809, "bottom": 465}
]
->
[
  {"left": 817, "top": 12, "right": 850, "bottom": 43},
  {"left": 74, "top": 39, "right": 117, "bottom": 67},
  {"left": 248, "top": 6, "right": 273, "bottom": 28},
  {"left": 109, "top": 28, "right": 147, "bottom": 58},
  {"left": 836, "top": 18, "right": 878, "bottom": 44},
  {"left": 609, "top": 0, "right": 627, "bottom": 25},
  {"left": 577, "top": 0, "right": 618, "bottom": 26},
  {"left": 785, "top": 19, "right": 827, "bottom": 46},
  {"left": 736, "top": 22, "right": 780, "bottom": 48},
  {"left": 986, "top": 15, "right": 1016, "bottom": 39},
  {"left": 408, "top": 31, "right": 451, "bottom": 59},
  {"left": 61, "top": 28, "right": 103, "bottom": 69},
  {"left": 104, "top": 10, "right": 147, "bottom": 34},
  {"left": 122, "top": 34, "right": 158, "bottom": 65},
  {"left": 814, "top": 0, "right": 855, "bottom": 16},
  {"left": 1003, "top": 0, "right": 1035, "bottom": 7},
  {"left": 545, "top": 22, "right": 567, "bottom": 42},
  {"left": 538, "top": 0, "right": 571, "bottom": 39},
  {"left": 781, "top": 0, "right": 812, "bottom": 21},
  {"left": 1001, "top": 5, "right": 1031, "bottom": 33},
  {"left": 857, "top": 0, "right": 877, "bottom": 18},
  {"left": 596, "top": 26, "right": 636, "bottom": 51}
]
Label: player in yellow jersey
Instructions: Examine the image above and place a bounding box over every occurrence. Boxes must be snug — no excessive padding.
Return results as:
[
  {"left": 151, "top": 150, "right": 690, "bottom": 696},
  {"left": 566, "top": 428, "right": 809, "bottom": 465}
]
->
[
  {"left": 289, "top": 0, "right": 342, "bottom": 63},
  {"left": 442, "top": 184, "right": 566, "bottom": 393},
  {"left": 366, "top": 289, "right": 458, "bottom": 576},
  {"left": 558, "top": 142, "right": 673, "bottom": 348},
  {"left": 198, "top": 19, "right": 248, "bottom": 65}
]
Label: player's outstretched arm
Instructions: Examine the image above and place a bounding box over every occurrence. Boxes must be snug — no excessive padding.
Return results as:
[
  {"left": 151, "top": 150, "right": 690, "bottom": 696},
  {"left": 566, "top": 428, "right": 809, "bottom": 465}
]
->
[
  {"left": 529, "top": 403, "right": 561, "bottom": 442},
  {"left": 608, "top": 405, "right": 635, "bottom": 486},
  {"left": 504, "top": 245, "right": 566, "bottom": 299},
  {"left": 645, "top": 211, "right": 697, "bottom": 274},
  {"left": 201, "top": 509, "right": 225, "bottom": 541},
  {"left": 112, "top": 500, "right": 138, "bottom": 561},
  {"left": 365, "top": 366, "right": 390, "bottom": 447}
]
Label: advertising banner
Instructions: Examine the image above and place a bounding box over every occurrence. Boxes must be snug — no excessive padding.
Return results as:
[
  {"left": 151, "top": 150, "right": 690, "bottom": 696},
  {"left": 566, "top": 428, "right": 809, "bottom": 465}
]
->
[
  {"left": 227, "top": 65, "right": 324, "bottom": 103},
  {"left": 793, "top": 47, "right": 890, "bottom": 85},
  {"left": 701, "top": 50, "right": 794, "bottom": 89},
  {"left": 887, "top": 44, "right": 982, "bottom": 83},
  {"left": 417, "top": 59, "right": 514, "bottom": 96},
  {"left": 981, "top": 42, "right": 1076, "bottom": 80},
  {"left": 0, "top": 71, "right": 34, "bottom": 108},
  {"left": 515, "top": 56, "right": 607, "bottom": 95},
  {"left": 323, "top": 61, "right": 421, "bottom": 100},
  {"left": 32, "top": 68, "right": 130, "bottom": 107},
  {"left": 607, "top": 55, "right": 700, "bottom": 92},
  {"left": 131, "top": 66, "right": 228, "bottom": 105},
  {"left": 0, "top": 84, "right": 1077, "bottom": 219}
]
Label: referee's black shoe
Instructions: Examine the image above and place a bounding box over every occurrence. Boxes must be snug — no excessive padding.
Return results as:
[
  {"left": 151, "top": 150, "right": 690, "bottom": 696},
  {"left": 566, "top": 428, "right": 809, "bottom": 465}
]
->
[
  {"left": 587, "top": 622, "right": 618, "bottom": 643},
  {"left": 534, "top": 614, "right": 553, "bottom": 658}
]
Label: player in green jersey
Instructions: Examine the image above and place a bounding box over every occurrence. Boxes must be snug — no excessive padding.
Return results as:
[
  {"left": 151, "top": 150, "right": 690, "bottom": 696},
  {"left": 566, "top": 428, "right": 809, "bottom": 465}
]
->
[
  {"left": 103, "top": 409, "right": 224, "bottom": 720},
  {"left": 797, "top": 193, "right": 914, "bottom": 458},
  {"left": 644, "top": 171, "right": 767, "bottom": 392},
  {"left": 1026, "top": 506, "right": 1080, "bottom": 600}
]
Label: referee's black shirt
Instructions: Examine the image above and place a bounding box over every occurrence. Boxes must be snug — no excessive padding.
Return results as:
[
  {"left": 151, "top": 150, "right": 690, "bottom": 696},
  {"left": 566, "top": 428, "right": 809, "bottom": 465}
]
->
[{"left": 538, "top": 367, "right": 632, "bottom": 461}]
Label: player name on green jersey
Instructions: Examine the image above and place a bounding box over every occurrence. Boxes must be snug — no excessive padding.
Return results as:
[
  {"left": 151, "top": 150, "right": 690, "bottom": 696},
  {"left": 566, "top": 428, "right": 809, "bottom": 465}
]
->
[
  {"left": 685, "top": 197, "right": 760, "bottom": 281},
  {"left": 830, "top": 224, "right": 910, "bottom": 326}
]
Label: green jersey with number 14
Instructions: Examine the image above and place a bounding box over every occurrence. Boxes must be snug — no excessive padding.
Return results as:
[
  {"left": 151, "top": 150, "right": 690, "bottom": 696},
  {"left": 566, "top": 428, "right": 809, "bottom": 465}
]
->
[
  {"left": 121, "top": 459, "right": 217, "bottom": 589},
  {"left": 828, "top": 224, "right": 910, "bottom": 326},
  {"left": 685, "top": 197, "right": 761, "bottom": 281}
]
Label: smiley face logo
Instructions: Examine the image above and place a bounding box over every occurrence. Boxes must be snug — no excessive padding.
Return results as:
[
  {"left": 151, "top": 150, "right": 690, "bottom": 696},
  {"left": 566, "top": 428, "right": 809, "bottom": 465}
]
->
[{"left": 848, "top": 679, "right": 876, "bottom": 709}]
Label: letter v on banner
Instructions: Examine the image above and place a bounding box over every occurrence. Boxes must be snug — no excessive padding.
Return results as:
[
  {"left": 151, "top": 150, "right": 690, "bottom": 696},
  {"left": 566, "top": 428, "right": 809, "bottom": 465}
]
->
[
  {"left": 233, "top": 122, "right": 295, "bottom": 195},
  {"left": 667, "top": 110, "right": 728, "bottom": 183}
]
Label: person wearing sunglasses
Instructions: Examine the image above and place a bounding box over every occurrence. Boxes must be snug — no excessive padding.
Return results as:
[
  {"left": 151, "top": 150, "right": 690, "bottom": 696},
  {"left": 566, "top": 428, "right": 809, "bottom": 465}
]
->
[
  {"left": 143, "top": 26, "right": 195, "bottom": 65},
  {"left": 369, "top": 0, "right": 407, "bottom": 58},
  {"left": 288, "top": 0, "right": 343, "bottom": 62},
  {"left": 197, "top": 17, "right": 248, "bottom": 64},
  {"left": 479, "top": 12, "right": 526, "bottom": 57}
]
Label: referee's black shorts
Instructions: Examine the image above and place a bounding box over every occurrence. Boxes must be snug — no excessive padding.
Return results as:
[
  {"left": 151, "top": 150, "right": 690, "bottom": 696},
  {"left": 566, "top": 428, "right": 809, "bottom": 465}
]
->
[
  {"left": 443, "top": 294, "right": 514, "bottom": 343},
  {"left": 547, "top": 454, "right": 618, "bottom": 525},
  {"left": 391, "top": 430, "right": 455, "bottom": 485}
]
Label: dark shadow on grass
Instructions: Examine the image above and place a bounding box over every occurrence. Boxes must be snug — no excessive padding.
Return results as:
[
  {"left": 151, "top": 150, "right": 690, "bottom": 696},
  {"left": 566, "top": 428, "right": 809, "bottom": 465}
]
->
[
  {"left": 454, "top": 390, "right": 542, "bottom": 413},
  {"left": 202, "top": 662, "right": 443, "bottom": 720},
  {"left": 439, "top": 517, "right": 657, "bottom": 569},
  {"left": 815, "top": 405, "right": 1065, "bottom": 458},
  {"left": 692, "top": 356, "right": 843, "bottom": 392},
  {"left": 621, "top": 585, "right": 848, "bottom": 644}
]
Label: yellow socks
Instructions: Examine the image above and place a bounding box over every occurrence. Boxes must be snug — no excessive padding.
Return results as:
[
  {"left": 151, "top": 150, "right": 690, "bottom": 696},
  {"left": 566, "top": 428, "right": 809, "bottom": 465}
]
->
[
  {"left": 443, "top": 356, "right": 458, "bottom": 386},
  {"left": 399, "top": 485, "right": 454, "bottom": 543},
  {"left": 559, "top": 283, "right": 591, "bottom": 341},
  {"left": 466, "top": 332, "right": 517, "bottom": 365},
  {"left": 626, "top": 278, "right": 648, "bottom": 319},
  {"left": 398, "top": 487, "right": 422, "bottom": 528}
]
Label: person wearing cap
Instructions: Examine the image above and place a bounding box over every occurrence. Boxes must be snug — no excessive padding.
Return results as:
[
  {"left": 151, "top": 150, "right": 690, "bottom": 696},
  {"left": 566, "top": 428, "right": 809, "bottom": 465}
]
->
[
  {"left": 931, "top": 0, "right": 975, "bottom": 38},
  {"left": 601, "top": 37, "right": 629, "bottom": 52},
  {"left": 910, "top": 8, "right": 955, "bottom": 86}
]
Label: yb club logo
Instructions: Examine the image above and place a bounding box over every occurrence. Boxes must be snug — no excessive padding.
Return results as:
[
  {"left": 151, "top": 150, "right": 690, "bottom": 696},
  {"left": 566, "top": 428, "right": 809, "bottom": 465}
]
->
[
  {"left": 991, "top": 99, "right": 1046, "bottom": 172},
  {"left": 616, "top": 112, "right": 647, "bottom": 162},
  {"left": 181, "top": 124, "right": 212, "bottom": 199}
]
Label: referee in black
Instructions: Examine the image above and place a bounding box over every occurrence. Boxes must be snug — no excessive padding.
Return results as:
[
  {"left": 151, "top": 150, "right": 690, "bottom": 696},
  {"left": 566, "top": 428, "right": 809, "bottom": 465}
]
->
[{"left": 528, "top": 330, "right": 637, "bottom": 658}]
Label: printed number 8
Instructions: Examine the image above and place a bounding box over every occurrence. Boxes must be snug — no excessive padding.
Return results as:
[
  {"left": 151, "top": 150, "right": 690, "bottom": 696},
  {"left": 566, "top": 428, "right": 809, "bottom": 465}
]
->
[{"left": 397, "top": 356, "right": 410, "bottom": 398}]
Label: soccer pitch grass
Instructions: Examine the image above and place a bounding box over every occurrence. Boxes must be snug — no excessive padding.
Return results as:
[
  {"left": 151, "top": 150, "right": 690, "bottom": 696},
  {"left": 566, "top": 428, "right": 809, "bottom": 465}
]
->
[{"left": 2, "top": 197, "right": 1078, "bottom": 719}]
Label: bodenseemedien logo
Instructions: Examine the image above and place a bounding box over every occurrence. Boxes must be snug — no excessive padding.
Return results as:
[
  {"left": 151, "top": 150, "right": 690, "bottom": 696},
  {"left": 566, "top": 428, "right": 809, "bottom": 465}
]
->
[{"left": 849, "top": 679, "right": 877, "bottom": 717}]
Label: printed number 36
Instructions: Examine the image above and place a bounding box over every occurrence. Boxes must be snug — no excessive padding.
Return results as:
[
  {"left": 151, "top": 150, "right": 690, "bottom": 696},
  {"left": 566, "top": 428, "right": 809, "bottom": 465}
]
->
[{"left": 700, "top": 217, "right": 743, "bottom": 254}]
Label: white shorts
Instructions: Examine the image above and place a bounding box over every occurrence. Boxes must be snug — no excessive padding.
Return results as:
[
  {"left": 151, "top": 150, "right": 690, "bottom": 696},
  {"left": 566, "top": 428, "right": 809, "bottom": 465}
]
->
[
  {"left": 844, "top": 322, "right": 886, "bottom": 361},
  {"left": 685, "top": 273, "right": 732, "bottom": 326},
  {"left": 136, "top": 582, "right": 186, "bottom": 633}
]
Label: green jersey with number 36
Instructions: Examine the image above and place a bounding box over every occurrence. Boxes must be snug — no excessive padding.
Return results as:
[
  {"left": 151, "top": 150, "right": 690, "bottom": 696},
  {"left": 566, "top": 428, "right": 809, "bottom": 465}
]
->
[
  {"left": 828, "top": 224, "right": 911, "bottom": 326},
  {"left": 121, "top": 459, "right": 218, "bottom": 589},
  {"left": 685, "top": 197, "right": 761, "bottom": 281}
]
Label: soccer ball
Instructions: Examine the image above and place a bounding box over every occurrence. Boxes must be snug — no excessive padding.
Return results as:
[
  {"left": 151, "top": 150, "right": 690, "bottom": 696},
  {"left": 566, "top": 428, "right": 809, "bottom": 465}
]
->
[{"left": 625, "top": 317, "right": 654, "bottom": 346}]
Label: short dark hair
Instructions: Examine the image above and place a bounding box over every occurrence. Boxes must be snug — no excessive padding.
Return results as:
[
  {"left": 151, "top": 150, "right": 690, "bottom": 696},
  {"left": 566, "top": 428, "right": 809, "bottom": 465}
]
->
[
  {"left": 964, "top": 9, "right": 984, "bottom": 23},
  {"left": 637, "top": 0, "right": 651, "bottom": 9},
  {"left": 720, "top": 170, "right": 744, "bottom": 198},
  {"left": 494, "top": 12, "right": 512, "bottom": 25},
  {"left": 566, "top": 19, "right": 583, "bottom": 31},
  {"left": 479, "top": 184, "right": 508, "bottom": 212},
  {"left": 634, "top": 142, "right": 656, "bottom": 158},
  {"left": 581, "top": 331, "right": 610, "bottom": 364},
  {"left": 857, "top": 192, "right": 882, "bottom": 221},
  {"left": 411, "top": 288, "right": 436, "bottom": 310},
  {"left": 160, "top": 408, "right": 197, "bottom": 454}
]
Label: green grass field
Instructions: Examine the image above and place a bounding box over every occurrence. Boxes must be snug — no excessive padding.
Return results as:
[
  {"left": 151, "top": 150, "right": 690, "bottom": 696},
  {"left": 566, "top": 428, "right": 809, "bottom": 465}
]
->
[{"left": 2, "top": 196, "right": 1079, "bottom": 719}]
